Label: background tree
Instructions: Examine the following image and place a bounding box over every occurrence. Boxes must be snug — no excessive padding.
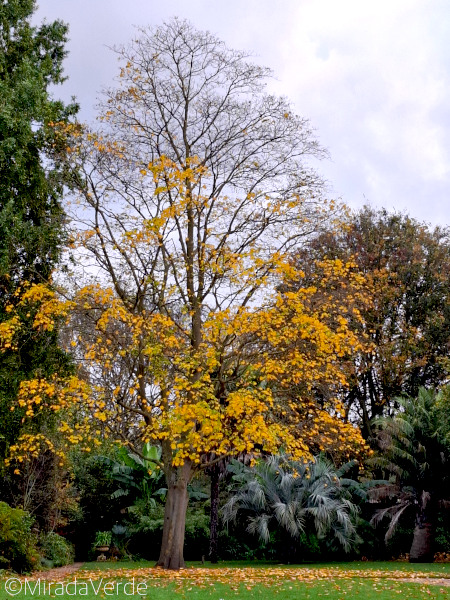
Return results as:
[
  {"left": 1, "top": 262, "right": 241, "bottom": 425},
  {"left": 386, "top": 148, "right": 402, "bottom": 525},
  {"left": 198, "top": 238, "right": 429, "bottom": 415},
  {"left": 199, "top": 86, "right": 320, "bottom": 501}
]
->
[
  {"left": 291, "top": 207, "right": 450, "bottom": 439},
  {"left": 0, "top": 0, "right": 78, "bottom": 512}
]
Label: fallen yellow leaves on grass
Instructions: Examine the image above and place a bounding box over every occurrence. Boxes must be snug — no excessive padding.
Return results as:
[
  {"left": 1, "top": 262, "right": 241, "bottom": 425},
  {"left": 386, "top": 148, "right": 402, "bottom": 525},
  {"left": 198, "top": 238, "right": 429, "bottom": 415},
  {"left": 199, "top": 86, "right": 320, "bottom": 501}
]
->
[{"left": 17, "top": 566, "right": 450, "bottom": 591}]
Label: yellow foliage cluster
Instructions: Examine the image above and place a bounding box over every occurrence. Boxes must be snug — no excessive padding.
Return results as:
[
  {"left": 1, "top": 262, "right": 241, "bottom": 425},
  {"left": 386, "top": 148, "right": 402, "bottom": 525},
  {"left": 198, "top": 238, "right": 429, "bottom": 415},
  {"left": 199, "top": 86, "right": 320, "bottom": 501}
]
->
[
  {"left": 0, "top": 315, "right": 20, "bottom": 350},
  {"left": 2, "top": 152, "right": 371, "bottom": 472},
  {"left": 4, "top": 265, "right": 368, "bottom": 469},
  {"left": 3, "top": 269, "right": 368, "bottom": 469},
  {"left": 5, "top": 372, "right": 104, "bottom": 469}
]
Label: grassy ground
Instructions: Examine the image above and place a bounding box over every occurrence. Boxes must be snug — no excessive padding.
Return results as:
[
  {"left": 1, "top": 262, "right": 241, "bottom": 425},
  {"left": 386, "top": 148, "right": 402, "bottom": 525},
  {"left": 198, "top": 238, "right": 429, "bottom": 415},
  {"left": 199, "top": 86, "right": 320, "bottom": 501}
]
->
[{"left": 3, "top": 561, "right": 450, "bottom": 599}]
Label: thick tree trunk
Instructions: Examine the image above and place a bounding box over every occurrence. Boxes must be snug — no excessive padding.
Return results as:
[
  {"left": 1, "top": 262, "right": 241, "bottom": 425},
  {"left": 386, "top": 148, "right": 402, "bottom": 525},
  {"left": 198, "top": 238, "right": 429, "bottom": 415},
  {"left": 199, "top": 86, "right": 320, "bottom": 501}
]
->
[
  {"left": 208, "top": 464, "right": 220, "bottom": 563},
  {"left": 157, "top": 463, "right": 192, "bottom": 569},
  {"left": 409, "top": 491, "right": 435, "bottom": 563}
]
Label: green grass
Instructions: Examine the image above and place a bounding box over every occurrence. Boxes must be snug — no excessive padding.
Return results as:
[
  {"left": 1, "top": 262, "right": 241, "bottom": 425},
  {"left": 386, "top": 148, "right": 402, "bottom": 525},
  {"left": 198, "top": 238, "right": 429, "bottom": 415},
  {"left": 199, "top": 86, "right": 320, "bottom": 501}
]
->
[
  {"left": 3, "top": 561, "right": 450, "bottom": 599},
  {"left": 2, "top": 578, "right": 449, "bottom": 600},
  {"left": 73, "top": 580, "right": 450, "bottom": 600}
]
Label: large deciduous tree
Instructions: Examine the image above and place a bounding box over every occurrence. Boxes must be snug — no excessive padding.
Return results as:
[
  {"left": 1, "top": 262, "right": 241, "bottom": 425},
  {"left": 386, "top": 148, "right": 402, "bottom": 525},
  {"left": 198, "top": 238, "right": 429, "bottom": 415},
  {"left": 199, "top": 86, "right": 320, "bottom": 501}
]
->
[
  {"left": 0, "top": 0, "right": 77, "bottom": 495},
  {"left": 29, "top": 19, "right": 367, "bottom": 569}
]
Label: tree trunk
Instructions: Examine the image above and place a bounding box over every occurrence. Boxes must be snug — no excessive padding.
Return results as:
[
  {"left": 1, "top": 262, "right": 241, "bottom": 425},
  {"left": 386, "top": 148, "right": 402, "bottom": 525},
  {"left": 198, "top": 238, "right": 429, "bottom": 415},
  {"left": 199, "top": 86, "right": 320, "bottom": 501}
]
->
[
  {"left": 157, "top": 464, "right": 191, "bottom": 569},
  {"left": 409, "top": 491, "right": 434, "bottom": 563},
  {"left": 208, "top": 464, "right": 220, "bottom": 563}
]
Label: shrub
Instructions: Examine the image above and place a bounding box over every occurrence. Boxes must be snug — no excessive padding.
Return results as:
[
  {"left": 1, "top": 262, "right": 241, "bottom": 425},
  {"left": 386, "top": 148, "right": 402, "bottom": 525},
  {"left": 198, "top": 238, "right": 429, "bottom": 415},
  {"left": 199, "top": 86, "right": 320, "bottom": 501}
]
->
[
  {"left": 39, "top": 532, "right": 74, "bottom": 567},
  {"left": 0, "top": 501, "right": 39, "bottom": 573}
]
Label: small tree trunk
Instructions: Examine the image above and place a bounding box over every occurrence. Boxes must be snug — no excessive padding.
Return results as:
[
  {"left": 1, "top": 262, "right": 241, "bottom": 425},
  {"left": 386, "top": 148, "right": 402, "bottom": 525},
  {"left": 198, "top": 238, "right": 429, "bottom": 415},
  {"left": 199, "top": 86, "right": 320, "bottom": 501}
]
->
[
  {"left": 209, "top": 464, "right": 220, "bottom": 563},
  {"left": 409, "top": 491, "right": 434, "bottom": 563},
  {"left": 157, "top": 463, "right": 192, "bottom": 570}
]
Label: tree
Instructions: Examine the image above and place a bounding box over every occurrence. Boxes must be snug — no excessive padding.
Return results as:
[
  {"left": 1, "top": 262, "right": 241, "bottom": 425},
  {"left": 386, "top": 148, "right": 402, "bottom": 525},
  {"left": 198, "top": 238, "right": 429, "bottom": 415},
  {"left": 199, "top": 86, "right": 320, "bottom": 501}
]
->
[
  {"left": 370, "top": 388, "right": 450, "bottom": 562},
  {"left": 13, "top": 18, "right": 368, "bottom": 569},
  {"left": 222, "top": 454, "right": 360, "bottom": 558},
  {"left": 0, "top": 0, "right": 78, "bottom": 304},
  {"left": 291, "top": 207, "right": 450, "bottom": 439},
  {"left": 0, "top": 0, "right": 77, "bottom": 503}
]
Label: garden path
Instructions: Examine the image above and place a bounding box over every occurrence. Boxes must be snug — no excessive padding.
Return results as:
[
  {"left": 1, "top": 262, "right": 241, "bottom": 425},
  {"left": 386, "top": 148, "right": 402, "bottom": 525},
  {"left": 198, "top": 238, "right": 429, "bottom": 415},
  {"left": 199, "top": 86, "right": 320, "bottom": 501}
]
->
[{"left": 37, "top": 562, "right": 84, "bottom": 580}]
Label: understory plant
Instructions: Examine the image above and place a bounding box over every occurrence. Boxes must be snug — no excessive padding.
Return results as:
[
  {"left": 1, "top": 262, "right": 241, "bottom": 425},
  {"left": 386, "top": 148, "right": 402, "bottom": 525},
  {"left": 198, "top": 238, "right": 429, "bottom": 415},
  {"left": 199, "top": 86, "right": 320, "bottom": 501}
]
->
[
  {"left": 39, "top": 532, "right": 74, "bottom": 567},
  {"left": 93, "top": 531, "right": 112, "bottom": 548},
  {"left": 370, "top": 388, "right": 450, "bottom": 562},
  {"left": 0, "top": 501, "right": 39, "bottom": 573},
  {"left": 223, "top": 454, "right": 361, "bottom": 558}
]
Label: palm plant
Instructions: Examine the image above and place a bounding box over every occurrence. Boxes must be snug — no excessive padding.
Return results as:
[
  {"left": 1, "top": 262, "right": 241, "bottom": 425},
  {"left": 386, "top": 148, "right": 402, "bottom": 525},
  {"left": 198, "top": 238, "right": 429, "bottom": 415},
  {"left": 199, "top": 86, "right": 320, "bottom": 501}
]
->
[
  {"left": 100, "top": 443, "right": 165, "bottom": 512},
  {"left": 222, "top": 454, "right": 360, "bottom": 556},
  {"left": 370, "top": 388, "right": 450, "bottom": 562},
  {"left": 101, "top": 443, "right": 207, "bottom": 539}
]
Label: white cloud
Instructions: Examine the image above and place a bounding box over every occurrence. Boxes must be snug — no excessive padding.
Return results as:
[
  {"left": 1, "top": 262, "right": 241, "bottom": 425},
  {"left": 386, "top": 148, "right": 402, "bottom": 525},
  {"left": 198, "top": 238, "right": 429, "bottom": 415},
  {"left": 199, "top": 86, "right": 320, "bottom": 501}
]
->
[{"left": 34, "top": 0, "right": 450, "bottom": 225}]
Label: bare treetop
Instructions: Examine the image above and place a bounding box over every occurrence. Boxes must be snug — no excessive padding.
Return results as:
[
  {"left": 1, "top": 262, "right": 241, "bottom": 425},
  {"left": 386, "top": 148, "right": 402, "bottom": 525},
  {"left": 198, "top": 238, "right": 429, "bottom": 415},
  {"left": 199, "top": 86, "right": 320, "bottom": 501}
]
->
[
  {"left": 102, "top": 17, "right": 326, "bottom": 201},
  {"left": 69, "top": 18, "right": 335, "bottom": 315}
]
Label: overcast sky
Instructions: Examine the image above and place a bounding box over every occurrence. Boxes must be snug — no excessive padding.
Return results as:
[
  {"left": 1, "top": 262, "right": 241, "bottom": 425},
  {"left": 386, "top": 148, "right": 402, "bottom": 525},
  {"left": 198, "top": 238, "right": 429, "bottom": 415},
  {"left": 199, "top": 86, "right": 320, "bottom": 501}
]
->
[{"left": 34, "top": 0, "right": 450, "bottom": 227}]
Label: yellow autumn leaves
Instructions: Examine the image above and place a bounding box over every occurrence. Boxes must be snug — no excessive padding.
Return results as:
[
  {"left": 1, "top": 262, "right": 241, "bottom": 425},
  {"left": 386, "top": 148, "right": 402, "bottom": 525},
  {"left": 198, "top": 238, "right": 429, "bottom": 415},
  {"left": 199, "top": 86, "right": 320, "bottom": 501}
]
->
[
  {"left": 2, "top": 263, "right": 368, "bottom": 469},
  {"left": 1, "top": 154, "right": 372, "bottom": 471}
]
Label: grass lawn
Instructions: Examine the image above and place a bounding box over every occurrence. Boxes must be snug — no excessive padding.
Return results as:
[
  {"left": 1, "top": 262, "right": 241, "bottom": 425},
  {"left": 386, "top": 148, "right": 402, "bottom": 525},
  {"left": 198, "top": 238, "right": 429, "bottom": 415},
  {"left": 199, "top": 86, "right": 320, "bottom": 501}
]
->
[{"left": 2, "top": 561, "right": 450, "bottom": 599}]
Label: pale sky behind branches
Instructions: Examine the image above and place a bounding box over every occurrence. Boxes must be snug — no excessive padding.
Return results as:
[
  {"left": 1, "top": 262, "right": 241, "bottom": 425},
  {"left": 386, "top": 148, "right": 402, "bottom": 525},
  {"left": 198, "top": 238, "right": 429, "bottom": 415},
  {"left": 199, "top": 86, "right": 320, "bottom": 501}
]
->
[{"left": 35, "top": 0, "right": 450, "bottom": 226}]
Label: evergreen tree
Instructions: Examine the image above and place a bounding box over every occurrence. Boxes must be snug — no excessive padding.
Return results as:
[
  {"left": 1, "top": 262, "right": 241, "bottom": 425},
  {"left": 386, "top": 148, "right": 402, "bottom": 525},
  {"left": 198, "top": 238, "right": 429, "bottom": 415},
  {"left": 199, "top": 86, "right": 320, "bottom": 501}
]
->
[{"left": 0, "top": 0, "right": 77, "bottom": 480}]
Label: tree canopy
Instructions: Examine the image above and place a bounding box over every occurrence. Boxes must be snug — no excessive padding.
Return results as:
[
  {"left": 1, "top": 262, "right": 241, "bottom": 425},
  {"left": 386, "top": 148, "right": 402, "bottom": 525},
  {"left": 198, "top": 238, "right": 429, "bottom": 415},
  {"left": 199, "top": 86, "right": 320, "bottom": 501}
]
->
[{"left": 290, "top": 207, "right": 450, "bottom": 439}]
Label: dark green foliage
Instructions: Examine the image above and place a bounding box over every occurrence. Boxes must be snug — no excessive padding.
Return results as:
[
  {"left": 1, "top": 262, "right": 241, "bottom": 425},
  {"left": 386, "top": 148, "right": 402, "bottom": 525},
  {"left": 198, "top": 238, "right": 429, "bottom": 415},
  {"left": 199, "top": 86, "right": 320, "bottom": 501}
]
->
[
  {"left": 120, "top": 504, "right": 210, "bottom": 561},
  {"left": 0, "top": 0, "right": 78, "bottom": 292},
  {"left": 372, "top": 389, "right": 450, "bottom": 527},
  {"left": 434, "top": 512, "right": 450, "bottom": 554},
  {"left": 0, "top": 0, "right": 77, "bottom": 484},
  {"left": 111, "top": 460, "right": 209, "bottom": 561},
  {"left": 101, "top": 443, "right": 165, "bottom": 511},
  {"left": 371, "top": 388, "right": 450, "bottom": 561},
  {"left": 39, "top": 531, "right": 74, "bottom": 567},
  {"left": 0, "top": 500, "right": 39, "bottom": 572},
  {"left": 69, "top": 444, "right": 183, "bottom": 560},
  {"left": 68, "top": 448, "right": 120, "bottom": 559},
  {"left": 76, "top": 444, "right": 211, "bottom": 561}
]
